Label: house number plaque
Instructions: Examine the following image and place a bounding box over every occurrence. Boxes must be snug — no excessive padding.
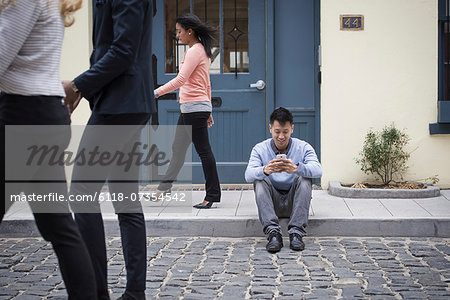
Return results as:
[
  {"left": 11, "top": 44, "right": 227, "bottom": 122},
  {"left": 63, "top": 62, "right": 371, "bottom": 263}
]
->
[{"left": 340, "top": 15, "right": 364, "bottom": 31}]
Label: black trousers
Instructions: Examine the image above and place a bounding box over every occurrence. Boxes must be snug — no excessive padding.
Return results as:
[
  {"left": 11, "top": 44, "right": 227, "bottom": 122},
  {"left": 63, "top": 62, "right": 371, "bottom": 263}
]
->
[
  {"left": 158, "top": 112, "right": 221, "bottom": 202},
  {"left": 69, "top": 112, "right": 150, "bottom": 299},
  {"left": 0, "top": 93, "right": 97, "bottom": 299}
]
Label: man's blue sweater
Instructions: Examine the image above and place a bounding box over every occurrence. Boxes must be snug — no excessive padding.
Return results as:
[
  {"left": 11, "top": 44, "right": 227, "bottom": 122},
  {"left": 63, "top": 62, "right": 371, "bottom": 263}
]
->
[{"left": 245, "top": 138, "right": 322, "bottom": 190}]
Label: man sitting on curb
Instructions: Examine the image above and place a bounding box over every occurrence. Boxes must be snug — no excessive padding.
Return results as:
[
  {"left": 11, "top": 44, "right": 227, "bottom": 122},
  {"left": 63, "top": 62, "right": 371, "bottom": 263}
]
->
[{"left": 245, "top": 107, "right": 322, "bottom": 253}]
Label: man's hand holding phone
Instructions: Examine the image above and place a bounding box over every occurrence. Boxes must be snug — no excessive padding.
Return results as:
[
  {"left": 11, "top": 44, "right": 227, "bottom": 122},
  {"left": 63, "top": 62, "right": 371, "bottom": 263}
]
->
[{"left": 263, "top": 154, "right": 298, "bottom": 175}]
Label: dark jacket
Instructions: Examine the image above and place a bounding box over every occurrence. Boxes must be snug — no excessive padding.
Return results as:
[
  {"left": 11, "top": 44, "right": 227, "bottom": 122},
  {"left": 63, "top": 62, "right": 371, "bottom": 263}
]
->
[{"left": 74, "top": 0, "right": 155, "bottom": 114}]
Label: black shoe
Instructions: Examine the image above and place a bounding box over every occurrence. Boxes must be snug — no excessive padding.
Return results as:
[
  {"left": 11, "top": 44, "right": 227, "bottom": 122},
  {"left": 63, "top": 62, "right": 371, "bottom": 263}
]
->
[
  {"left": 266, "top": 230, "right": 283, "bottom": 253},
  {"left": 117, "top": 290, "right": 145, "bottom": 300},
  {"left": 289, "top": 233, "right": 305, "bottom": 251},
  {"left": 193, "top": 201, "right": 213, "bottom": 209}
]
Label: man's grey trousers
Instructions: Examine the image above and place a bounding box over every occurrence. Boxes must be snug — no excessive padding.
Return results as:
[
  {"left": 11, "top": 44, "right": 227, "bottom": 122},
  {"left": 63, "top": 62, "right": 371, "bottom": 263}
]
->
[{"left": 254, "top": 176, "right": 312, "bottom": 239}]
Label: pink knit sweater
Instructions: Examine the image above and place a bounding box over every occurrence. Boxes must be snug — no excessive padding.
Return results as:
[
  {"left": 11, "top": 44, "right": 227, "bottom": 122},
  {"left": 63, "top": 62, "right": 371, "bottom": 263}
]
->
[{"left": 156, "top": 43, "right": 211, "bottom": 103}]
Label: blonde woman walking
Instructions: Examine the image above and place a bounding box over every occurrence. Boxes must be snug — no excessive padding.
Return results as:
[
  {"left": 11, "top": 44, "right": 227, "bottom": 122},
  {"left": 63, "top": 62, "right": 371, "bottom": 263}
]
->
[{"left": 0, "top": 0, "right": 97, "bottom": 298}]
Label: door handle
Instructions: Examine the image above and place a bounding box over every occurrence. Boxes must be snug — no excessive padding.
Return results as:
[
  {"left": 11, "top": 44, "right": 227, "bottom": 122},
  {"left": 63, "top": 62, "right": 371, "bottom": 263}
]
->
[{"left": 249, "top": 80, "right": 266, "bottom": 90}]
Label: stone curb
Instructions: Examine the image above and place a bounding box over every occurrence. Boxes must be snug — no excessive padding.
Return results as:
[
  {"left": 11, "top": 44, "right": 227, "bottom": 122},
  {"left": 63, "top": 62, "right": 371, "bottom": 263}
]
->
[
  {"left": 1, "top": 217, "right": 449, "bottom": 238},
  {"left": 328, "top": 181, "right": 441, "bottom": 199}
]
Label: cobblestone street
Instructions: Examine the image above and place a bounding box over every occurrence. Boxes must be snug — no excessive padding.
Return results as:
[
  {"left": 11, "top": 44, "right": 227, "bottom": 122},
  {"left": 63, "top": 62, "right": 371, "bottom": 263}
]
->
[{"left": 1, "top": 237, "right": 449, "bottom": 299}]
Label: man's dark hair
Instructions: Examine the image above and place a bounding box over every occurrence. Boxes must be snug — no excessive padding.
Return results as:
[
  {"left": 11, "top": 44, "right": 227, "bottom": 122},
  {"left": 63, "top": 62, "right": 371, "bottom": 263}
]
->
[{"left": 270, "top": 107, "right": 293, "bottom": 126}]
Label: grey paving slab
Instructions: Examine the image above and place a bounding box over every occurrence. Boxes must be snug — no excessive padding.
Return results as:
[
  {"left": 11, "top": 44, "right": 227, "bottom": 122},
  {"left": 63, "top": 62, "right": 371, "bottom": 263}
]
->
[
  {"left": 236, "top": 191, "right": 258, "bottom": 216},
  {"left": 308, "top": 208, "right": 314, "bottom": 217},
  {"left": 379, "top": 199, "right": 432, "bottom": 217},
  {"left": 311, "top": 191, "right": 352, "bottom": 217},
  {"left": 3, "top": 201, "right": 30, "bottom": 216},
  {"left": 441, "top": 189, "right": 450, "bottom": 200},
  {"left": 196, "top": 206, "right": 236, "bottom": 217},
  {"left": 235, "top": 191, "right": 315, "bottom": 217},
  {"left": 2, "top": 213, "right": 34, "bottom": 221},
  {"left": 141, "top": 217, "right": 263, "bottom": 237},
  {"left": 2, "top": 202, "right": 33, "bottom": 221},
  {"left": 142, "top": 207, "right": 167, "bottom": 217},
  {"left": 344, "top": 199, "right": 393, "bottom": 218},
  {"left": 215, "top": 190, "right": 242, "bottom": 206},
  {"left": 307, "top": 219, "right": 449, "bottom": 237},
  {"left": 156, "top": 190, "right": 201, "bottom": 216},
  {"left": 188, "top": 190, "right": 206, "bottom": 202},
  {"left": 197, "top": 191, "right": 241, "bottom": 217},
  {"left": 158, "top": 208, "right": 198, "bottom": 217},
  {"left": 415, "top": 197, "right": 450, "bottom": 217}
]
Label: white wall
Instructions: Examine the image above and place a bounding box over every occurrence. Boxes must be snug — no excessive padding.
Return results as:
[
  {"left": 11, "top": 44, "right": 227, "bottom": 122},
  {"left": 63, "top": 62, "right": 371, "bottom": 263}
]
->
[
  {"left": 60, "top": 4, "right": 92, "bottom": 181},
  {"left": 61, "top": 3, "right": 91, "bottom": 125},
  {"left": 321, "top": 0, "right": 450, "bottom": 188}
]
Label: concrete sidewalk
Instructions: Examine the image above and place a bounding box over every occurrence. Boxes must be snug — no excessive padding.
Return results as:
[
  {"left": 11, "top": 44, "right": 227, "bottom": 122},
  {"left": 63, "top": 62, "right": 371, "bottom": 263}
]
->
[{"left": 1, "top": 187, "right": 449, "bottom": 238}]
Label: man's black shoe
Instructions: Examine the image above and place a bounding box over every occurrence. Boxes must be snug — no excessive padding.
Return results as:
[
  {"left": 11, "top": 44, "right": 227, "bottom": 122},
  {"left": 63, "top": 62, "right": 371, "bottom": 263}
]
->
[
  {"left": 117, "top": 290, "right": 145, "bottom": 300},
  {"left": 266, "top": 231, "right": 283, "bottom": 253},
  {"left": 289, "top": 233, "right": 305, "bottom": 251}
]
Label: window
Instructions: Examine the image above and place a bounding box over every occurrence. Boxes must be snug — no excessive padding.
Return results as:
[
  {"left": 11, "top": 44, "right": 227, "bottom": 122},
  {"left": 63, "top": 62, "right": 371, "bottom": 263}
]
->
[
  {"left": 430, "top": 0, "right": 450, "bottom": 134},
  {"left": 223, "top": 0, "right": 249, "bottom": 74},
  {"left": 439, "top": 0, "right": 449, "bottom": 101},
  {"left": 164, "top": 0, "right": 249, "bottom": 77}
]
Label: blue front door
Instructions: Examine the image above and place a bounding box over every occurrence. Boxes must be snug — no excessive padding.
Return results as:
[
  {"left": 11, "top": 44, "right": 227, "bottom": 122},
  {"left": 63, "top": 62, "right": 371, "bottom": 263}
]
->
[
  {"left": 272, "top": 0, "right": 320, "bottom": 151},
  {"left": 152, "top": 0, "right": 267, "bottom": 183},
  {"left": 150, "top": 0, "right": 319, "bottom": 184}
]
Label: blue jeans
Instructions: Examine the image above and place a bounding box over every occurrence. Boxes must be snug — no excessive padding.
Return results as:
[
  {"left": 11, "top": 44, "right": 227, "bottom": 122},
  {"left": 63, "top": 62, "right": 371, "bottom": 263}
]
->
[{"left": 254, "top": 176, "right": 312, "bottom": 238}]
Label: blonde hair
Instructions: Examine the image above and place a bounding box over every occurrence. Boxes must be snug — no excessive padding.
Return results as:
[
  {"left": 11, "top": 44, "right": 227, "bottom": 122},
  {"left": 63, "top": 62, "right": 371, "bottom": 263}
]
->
[
  {"left": 0, "top": 0, "right": 15, "bottom": 13},
  {"left": 0, "top": 0, "right": 82, "bottom": 27},
  {"left": 60, "top": 0, "right": 82, "bottom": 27}
]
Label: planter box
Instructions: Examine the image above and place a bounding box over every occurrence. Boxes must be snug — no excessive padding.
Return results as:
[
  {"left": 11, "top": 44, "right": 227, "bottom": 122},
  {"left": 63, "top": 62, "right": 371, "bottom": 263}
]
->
[{"left": 328, "top": 181, "right": 440, "bottom": 199}]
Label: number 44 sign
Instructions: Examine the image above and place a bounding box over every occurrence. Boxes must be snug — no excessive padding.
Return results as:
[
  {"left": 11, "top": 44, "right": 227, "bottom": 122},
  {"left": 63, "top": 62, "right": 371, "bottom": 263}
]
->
[{"left": 340, "top": 15, "right": 364, "bottom": 31}]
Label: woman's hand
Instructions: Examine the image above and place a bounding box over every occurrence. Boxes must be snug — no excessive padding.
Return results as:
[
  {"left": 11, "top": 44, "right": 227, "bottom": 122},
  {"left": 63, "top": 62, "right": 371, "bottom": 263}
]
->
[
  {"left": 69, "top": 94, "right": 82, "bottom": 114},
  {"left": 207, "top": 113, "right": 214, "bottom": 128}
]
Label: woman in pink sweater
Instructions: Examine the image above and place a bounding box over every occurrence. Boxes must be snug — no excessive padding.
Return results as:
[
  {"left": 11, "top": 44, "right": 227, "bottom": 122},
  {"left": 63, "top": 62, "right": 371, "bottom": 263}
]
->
[{"left": 154, "top": 13, "right": 221, "bottom": 208}]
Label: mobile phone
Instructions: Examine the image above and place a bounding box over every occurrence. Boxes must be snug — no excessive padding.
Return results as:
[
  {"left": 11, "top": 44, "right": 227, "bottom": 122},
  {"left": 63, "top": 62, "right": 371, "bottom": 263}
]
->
[{"left": 276, "top": 154, "right": 286, "bottom": 159}]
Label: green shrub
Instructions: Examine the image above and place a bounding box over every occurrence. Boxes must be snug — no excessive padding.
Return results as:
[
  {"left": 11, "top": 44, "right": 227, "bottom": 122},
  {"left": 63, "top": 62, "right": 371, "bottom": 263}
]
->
[{"left": 356, "top": 124, "right": 410, "bottom": 185}]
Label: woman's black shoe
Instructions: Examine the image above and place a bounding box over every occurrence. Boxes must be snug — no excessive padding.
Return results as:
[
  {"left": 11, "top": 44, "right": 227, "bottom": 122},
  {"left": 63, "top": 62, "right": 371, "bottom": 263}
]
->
[{"left": 193, "top": 201, "right": 213, "bottom": 209}]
